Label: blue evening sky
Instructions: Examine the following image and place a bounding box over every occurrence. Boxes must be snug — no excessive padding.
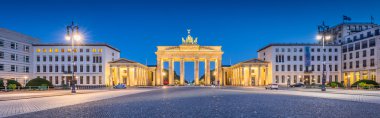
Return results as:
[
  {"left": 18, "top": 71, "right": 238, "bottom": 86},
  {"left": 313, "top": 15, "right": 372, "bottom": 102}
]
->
[{"left": 1, "top": 0, "right": 379, "bottom": 81}]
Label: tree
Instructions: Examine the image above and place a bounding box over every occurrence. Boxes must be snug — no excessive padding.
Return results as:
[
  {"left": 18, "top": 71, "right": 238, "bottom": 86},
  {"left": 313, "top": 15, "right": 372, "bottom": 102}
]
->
[
  {"left": 26, "top": 77, "right": 53, "bottom": 87},
  {"left": 0, "top": 79, "right": 22, "bottom": 88}
]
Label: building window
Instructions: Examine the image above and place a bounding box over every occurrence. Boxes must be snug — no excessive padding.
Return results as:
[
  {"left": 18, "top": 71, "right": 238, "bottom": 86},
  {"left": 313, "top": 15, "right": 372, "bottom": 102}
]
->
[
  {"left": 11, "top": 54, "right": 18, "bottom": 61},
  {"left": 349, "top": 53, "right": 352, "bottom": 59},
  {"left": 43, "top": 56, "right": 46, "bottom": 62},
  {"left": 11, "top": 65, "right": 17, "bottom": 72},
  {"left": 281, "top": 76, "right": 285, "bottom": 83},
  {"left": 49, "top": 76, "right": 52, "bottom": 83},
  {"left": 93, "top": 76, "right": 96, "bottom": 84},
  {"left": 61, "top": 65, "right": 65, "bottom": 72},
  {"left": 370, "top": 59, "right": 375, "bottom": 67},
  {"left": 80, "top": 76, "right": 84, "bottom": 84},
  {"left": 356, "top": 61, "right": 359, "bottom": 68},
  {"left": 86, "top": 76, "right": 90, "bottom": 84},
  {"left": 55, "top": 56, "right": 59, "bottom": 62},
  {"left": 0, "top": 64, "right": 4, "bottom": 71},
  {"left": 49, "top": 55, "right": 53, "bottom": 62},
  {"left": 80, "top": 65, "right": 83, "bottom": 72},
  {"left": 343, "top": 63, "right": 346, "bottom": 69},
  {"left": 93, "top": 65, "right": 96, "bottom": 72},
  {"left": 86, "top": 65, "right": 90, "bottom": 72},
  {"left": 281, "top": 65, "right": 284, "bottom": 71},
  {"left": 99, "top": 76, "right": 102, "bottom": 84},
  {"left": 363, "top": 50, "right": 367, "bottom": 57},
  {"left": 287, "top": 65, "right": 291, "bottom": 71},
  {"left": 86, "top": 55, "right": 90, "bottom": 62},
  {"left": 74, "top": 65, "right": 77, "bottom": 72},
  {"left": 275, "top": 76, "right": 279, "bottom": 83},
  {"left": 369, "top": 39, "right": 376, "bottom": 47},
  {"left": 10, "top": 42, "right": 18, "bottom": 49},
  {"left": 37, "top": 65, "right": 40, "bottom": 72},
  {"left": 55, "top": 65, "right": 59, "bottom": 72},
  {"left": 99, "top": 65, "right": 102, "bottom": 72},
  {"left": 370, "top": 49, "right": 375, "bottom": 56},
  {"left": 363, "top": 60, "right": 367, "bottom": 67},
  {"left": 335, "top": 65, "right": 338, "bottom": 71},
  {"left": 349, "top": 62, "right": 352, "bottom": 69},
  {"left": 0, "top": 51, "right": 4, "bottom": 59},
  {"left": 55, "top": 76, "right": 59, "bottom": 84},
  {"left": 61, "top": 56, "right": 65, "bottom": 62},
  {"left": 299, "top": 56, "right": 303, "bottom": 61},
  {"left": 293, "top": 65, "right": 297, "bottom": 71},
  {"left": 299, "top": 65, "right": 303, "bottom": 71},
  {"left": 0, "top": 40, "right": 3, "bottom": 47},
  {"left": 24, "top": 45, "right": 30, "bottom": 52},
  {"left": 80, "top": 56, "right": 83, "bottom": 62},
  {"left": 362, "top": 40, "right": 368, "bottom": 49},
  {"left": 49, "top": 65, "right": 53, "bottom": 72}
]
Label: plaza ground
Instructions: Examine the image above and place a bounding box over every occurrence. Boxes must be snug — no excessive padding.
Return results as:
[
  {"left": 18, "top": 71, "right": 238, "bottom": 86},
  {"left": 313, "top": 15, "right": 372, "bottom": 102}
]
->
[{"left": 2, "top": 87, "right": 380, "bottom": 118}]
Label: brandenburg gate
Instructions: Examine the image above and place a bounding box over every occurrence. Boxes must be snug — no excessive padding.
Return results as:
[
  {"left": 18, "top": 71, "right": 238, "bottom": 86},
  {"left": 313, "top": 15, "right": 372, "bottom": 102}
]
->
[{"left": 155, "top": 30, "right": 224, "bottom": 86}]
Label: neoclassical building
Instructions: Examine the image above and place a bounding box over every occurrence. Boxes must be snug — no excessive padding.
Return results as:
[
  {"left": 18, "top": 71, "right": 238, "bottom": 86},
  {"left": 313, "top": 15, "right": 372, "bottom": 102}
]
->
[
  {"left": 155, "top": 30, "right": 224, "bottom": 86},
  {"left": 106, "top": 30, "right": 269, "bottom": 86}
]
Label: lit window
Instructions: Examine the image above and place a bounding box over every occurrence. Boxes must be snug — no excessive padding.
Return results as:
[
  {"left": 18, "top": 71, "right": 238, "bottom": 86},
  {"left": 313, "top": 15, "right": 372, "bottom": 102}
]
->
[
  {"left": 92, "top": 48, "right": 96, "bottom": 52},
  {"left": 37, "top": 48, "right": 41, "bottom": 53},
  {"left": 49, "top": 48, "right": 53, "bottom": 53},
  {"left": 73, "top": 48, "right": 77, "bottom": 53},
  {"left": 61, "top": 48, "right": 65, "bottom": 52},
  {"left": 98, "top": 48, "right": 103, "bottom": 52},
  {"left": 55, "top": 48, "right": 59, "bottom": 53},
  {"left": 67, "top": 49, "right": 72, "bottom": 52},
  {"left": 43, "top": 48, "right": 47, "bottom": 52}
]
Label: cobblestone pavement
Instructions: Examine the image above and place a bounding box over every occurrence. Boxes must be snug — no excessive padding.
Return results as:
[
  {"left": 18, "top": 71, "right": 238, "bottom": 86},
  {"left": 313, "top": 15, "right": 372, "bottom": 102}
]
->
[
  {"left": 0, "top": 88, "right": 155, "bottom": 117},
  {"left": 10, "top": 87, "right": 380, "bottom": 118},
  {"left": 225, "top": 87, "right": 380, "bottom": 104}
]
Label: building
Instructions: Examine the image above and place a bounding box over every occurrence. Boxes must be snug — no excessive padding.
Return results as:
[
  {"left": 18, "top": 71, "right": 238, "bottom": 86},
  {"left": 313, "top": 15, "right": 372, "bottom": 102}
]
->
[
  {"left": 155, "top": 30, "right": 223, "bottom": 86},
  {"left": 257, "top": 44, "right": 342, "bottom": 86},
  {"left": 223, "top": 59, "right": 269, "bottom": 86},
  {"left": 341, "top": 26, "right": 380, "bottom": 86},
  {"left": 319, "top": 22, "right": 378, "bottom": 45},
  {"left": 108, "top": 58, "right": 153, "bottom": 86},
  {"left": 0, "top": 28, "right": 39, "bottom": 85},
  {"left": 32, "top": 43, "right": 120, "bottom": 86}
]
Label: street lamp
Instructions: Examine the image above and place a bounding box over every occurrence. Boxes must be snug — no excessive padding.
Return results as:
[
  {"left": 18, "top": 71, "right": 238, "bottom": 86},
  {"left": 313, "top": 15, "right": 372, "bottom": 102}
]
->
[
  {"left": 24, "top": 76, "right": 27, "bottom": 87},
  {"left": 316, "top": 21, "right": 331, "bottom": 92},
  {"left": 66, "top": 21, "right": 82, "bottom": 93}
]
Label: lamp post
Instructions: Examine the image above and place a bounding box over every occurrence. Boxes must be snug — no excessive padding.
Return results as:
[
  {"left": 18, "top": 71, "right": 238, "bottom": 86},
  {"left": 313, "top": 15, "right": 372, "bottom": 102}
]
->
[
  {"left": 317, "top": 21, "right": 331, "bottom": 91},
  {"left": 24, "top": 76, "right": 27, "bottom": 87},
  {"left": 65, "top": 22, "right": 82, "bottom": 93}
]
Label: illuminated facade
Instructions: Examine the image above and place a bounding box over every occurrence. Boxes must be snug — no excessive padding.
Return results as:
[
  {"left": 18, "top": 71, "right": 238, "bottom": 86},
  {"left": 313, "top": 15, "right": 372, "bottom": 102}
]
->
[
  {"left": 108, "top": 58, "right": 153, "bottom": 86},
  {"left": 0, "top": 28, "right": 39, "bottom": 85},
  {"left": 155, "top": 30, "right": 224, "bottom": 86},
  {"left": 33, "top": 44, "right": 120, "bottom": 86},
  {"left": 257, "top": 44, "right": 342, "bottom": 86},
  {"left": 341, "top": 27, "right": 380, "bottom": 86},
  {"left": 224, "top": 59, "right": 269, "bottom": 86}
]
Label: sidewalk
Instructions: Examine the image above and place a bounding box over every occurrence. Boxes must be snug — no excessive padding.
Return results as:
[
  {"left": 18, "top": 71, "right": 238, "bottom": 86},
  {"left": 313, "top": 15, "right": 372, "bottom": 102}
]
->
[
  {"left": 0, "top": 88, "right": 121, "bottom": 101},
  {"left": 287, "top": 88, "right": 380, "bottom": 97},
  {"left": 0, "top": 89, "right": 154, "bottom": 117}
]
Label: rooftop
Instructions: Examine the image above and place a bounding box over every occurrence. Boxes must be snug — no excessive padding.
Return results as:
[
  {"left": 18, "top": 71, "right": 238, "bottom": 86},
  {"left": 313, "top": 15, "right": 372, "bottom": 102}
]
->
[
  {"left": 33, "top": 43, "right": 120, "bottom": 52},
  {"left": 257, "top": 43, "right": 340, "bottom": 52}
]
